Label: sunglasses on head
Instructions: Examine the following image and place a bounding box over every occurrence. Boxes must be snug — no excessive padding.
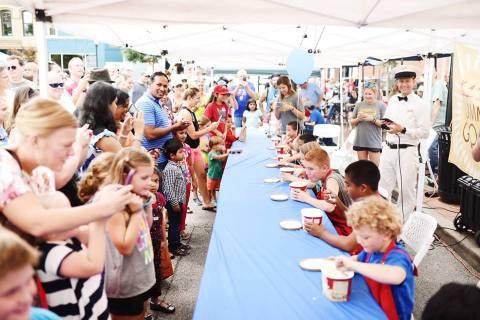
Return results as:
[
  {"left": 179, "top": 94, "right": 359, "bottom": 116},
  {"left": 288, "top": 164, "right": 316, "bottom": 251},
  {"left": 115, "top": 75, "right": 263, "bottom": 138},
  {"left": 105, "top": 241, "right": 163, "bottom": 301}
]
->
[
  {"left": 49, "top": 82, "right": 64, "bottom": 88},
  {"left": 7, "top": 66, "right": 17, "bottom": 71}
]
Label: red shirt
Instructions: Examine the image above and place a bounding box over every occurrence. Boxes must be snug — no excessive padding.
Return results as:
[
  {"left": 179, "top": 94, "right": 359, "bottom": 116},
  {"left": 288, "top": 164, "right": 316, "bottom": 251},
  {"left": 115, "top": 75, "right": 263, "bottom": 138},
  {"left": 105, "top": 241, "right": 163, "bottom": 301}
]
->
[
  {"left": 204, "top": 101, "right": 229, "bottom": 133},
  {"left": 225, "top": 128, "right": 237, "bottom": 149}
]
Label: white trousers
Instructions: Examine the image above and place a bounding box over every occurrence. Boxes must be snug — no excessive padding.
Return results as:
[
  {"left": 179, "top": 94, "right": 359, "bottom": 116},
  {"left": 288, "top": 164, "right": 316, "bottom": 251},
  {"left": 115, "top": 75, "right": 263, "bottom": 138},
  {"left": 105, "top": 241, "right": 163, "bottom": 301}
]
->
[{"left": 379, "top": 146, "right": 419, "bottom": 222}]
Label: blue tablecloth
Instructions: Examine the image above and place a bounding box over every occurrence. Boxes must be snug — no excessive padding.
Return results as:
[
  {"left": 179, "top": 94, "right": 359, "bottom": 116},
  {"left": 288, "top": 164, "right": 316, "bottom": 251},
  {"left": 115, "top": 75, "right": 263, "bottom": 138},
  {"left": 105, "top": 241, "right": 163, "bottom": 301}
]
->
[{"left": 193, "top": 128, "right": 386, "bottom": 320}]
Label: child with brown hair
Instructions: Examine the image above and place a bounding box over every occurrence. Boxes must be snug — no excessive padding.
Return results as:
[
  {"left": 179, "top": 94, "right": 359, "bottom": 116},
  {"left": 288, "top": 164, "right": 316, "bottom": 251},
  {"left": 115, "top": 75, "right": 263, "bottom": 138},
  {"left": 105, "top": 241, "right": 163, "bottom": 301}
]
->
[
  {"left": 291, "top": 148, "right": 352, "bottom": 236},
  {"left": 148, "top": 168, "right": 175, "bottom": 314},
  {"left": 335, "top": 197, "right": 414, "bottom": 320},
  {"left": 207, "top": 136, "right": 229, "bottom": 203}
]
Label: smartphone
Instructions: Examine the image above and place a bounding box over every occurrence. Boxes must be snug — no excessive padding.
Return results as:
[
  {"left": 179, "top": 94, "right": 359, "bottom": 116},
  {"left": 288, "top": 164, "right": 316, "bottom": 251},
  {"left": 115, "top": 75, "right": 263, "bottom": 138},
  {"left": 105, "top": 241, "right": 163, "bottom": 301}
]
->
[
  {"left": 380, "top": 118, "right": 394, "bottom": 130},
  {"left": 124, "top": 169, "right": 136, "bottom": 185}
]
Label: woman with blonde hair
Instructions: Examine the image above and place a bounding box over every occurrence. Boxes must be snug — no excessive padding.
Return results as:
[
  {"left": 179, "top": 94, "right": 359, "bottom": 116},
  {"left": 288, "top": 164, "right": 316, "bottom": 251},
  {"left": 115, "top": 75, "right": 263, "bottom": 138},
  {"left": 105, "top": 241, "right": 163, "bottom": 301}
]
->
[
  {"left": 350, "top": 86, "right": 386, "bottom": 166},
  {"left": 0, "top": 98, "right": 133, "bottom": 242}
]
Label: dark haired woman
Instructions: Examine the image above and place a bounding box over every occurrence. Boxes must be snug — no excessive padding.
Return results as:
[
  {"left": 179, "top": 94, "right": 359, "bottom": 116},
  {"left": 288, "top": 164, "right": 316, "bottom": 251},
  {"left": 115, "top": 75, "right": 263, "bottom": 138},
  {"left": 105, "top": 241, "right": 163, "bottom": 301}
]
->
[
  {"left": 274, "top": 76, "right": 305, "bottom": 134},
  {"left": 77, "top": 82, "right": 143, "bottom": 172}
]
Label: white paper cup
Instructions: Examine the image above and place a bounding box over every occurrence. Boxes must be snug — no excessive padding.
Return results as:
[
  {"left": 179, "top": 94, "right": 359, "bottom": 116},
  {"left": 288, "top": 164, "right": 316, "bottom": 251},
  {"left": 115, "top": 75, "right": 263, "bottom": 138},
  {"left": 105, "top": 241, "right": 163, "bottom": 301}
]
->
[
  {"left": 300, "top": 208, "right": 324, "bottom": 230},
  {"left": 322, "top": 266, "right": 354, "bottom": 302},
  {"left": 289, "top": 181, "right": 308, "bottom": 197}
]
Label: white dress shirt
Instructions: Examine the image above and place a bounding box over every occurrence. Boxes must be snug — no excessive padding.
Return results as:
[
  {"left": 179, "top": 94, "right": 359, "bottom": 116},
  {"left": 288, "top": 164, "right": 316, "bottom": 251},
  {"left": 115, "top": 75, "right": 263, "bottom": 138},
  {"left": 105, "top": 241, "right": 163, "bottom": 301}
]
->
[{"left": 384, "top": 92, "right": 430, "bottom": 145}]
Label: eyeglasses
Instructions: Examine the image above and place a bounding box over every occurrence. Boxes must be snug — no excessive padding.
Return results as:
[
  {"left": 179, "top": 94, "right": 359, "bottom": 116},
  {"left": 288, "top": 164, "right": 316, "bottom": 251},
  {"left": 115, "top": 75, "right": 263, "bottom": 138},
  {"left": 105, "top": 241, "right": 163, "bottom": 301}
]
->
[
  {"left": 7, "top": 66, "right": 17, "bottom": 71},
  {"left": 49, "top": 82, "right": 64, "bottom": 88}
]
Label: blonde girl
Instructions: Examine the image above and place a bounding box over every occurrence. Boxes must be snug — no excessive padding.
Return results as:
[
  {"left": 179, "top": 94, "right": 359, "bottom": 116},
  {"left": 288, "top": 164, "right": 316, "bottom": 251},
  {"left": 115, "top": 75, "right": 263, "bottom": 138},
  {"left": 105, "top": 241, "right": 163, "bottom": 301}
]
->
[{"left": 103, "top": 148, "right": 156, "bottom": 320}]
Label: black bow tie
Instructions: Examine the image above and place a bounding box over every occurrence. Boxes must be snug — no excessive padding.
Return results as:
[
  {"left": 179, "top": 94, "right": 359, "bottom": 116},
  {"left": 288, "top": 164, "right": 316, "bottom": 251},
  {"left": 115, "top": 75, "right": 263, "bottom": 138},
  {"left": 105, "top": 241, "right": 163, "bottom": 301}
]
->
[{"left": 398, "top": 96, "right": 408, "bottom": 102}]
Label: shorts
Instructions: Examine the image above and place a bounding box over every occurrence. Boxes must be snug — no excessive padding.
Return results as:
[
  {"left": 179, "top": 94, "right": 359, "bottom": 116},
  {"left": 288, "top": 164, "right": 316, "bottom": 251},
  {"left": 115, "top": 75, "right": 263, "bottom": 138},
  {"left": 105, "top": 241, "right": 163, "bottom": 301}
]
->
[
  {"left": 108, "top": 286, "right": 154, "bottom": 316},
  {"left": 353, "top": 146, "right": 382, "bottom": 153},
  {"left": 207, "top": 177, "right": 221, "bottom": 191},
  {"left": 191, "top": 147, "right": 203, "bottom": 164}
]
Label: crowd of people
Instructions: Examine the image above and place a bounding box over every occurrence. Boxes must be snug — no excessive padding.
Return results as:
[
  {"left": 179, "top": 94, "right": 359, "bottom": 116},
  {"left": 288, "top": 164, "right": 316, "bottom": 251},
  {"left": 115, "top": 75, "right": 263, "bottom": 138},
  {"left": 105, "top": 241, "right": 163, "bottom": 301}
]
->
[{"left": 0, "top": 53, "right": 477, "bottom": 320}]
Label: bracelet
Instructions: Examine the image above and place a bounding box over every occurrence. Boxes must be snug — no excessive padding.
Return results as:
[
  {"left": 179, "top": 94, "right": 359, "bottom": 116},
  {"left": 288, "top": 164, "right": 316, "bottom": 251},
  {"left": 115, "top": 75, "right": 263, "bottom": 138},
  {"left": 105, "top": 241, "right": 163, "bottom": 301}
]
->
[{"left": 372, "top": 117, "right": 376, "bottom": 124}]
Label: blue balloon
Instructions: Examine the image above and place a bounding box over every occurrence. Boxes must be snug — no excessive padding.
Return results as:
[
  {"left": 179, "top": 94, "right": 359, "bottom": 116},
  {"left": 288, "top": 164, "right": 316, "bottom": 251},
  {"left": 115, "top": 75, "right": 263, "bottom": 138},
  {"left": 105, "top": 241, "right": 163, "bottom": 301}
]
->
[{"left": 286, "top": 48, "right": 314, "bottom": 84}]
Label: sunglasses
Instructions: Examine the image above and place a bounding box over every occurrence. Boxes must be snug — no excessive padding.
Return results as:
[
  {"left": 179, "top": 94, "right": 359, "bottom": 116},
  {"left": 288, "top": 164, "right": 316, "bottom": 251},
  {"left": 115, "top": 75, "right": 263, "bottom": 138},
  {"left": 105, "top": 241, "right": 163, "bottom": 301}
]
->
[
  {"left": 49, "top": 83, "right": 64, "bottom": 88},
  {"left": 7, "top": 66, "right": 17, "bottom": 71}
]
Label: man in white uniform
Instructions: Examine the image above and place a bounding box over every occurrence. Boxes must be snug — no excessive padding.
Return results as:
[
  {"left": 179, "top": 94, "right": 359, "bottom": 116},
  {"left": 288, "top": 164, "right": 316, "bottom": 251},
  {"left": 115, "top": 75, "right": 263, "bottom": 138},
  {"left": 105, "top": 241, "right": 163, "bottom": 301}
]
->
[{"left": 379, "top": 65, "right": 430, "bottom": 220}]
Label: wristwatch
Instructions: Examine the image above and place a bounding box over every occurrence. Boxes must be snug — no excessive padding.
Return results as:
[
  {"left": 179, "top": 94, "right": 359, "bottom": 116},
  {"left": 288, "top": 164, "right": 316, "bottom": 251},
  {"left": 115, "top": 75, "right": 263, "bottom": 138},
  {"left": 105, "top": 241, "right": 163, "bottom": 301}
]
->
[{"left": 401, "top": 127, "right": 407, "bottom": 134}]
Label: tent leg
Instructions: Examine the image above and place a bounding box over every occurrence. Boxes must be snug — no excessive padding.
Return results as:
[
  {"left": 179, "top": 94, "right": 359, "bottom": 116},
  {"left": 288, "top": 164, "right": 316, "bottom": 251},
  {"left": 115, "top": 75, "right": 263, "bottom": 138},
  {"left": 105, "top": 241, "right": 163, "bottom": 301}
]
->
[
  {"left": 34, "top": 18, "right": 48, "bottom": 97},
  {"left": 339, "top": 66, "right": 344, "bottom": 145}
]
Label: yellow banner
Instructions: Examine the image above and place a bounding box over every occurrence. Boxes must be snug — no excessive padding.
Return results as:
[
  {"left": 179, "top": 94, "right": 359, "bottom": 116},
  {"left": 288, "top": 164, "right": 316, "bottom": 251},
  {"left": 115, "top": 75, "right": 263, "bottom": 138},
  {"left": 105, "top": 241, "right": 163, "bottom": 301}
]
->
[{"left": 449, "top": 43, "right": 480, "bottom": 179}]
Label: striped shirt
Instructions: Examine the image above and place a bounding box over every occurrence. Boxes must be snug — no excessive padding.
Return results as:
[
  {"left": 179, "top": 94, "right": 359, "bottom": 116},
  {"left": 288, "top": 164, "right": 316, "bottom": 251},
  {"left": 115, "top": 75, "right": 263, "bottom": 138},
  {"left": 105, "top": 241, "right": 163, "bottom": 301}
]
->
[
  {"left": 36, "top": 238, "right": 109, "bottom": 320},
  {"left": 137, "top": 92, "right": 173, "bottom": 163},
  {"left": 162, "top": 160, "right": 187, "bottom": 207}
]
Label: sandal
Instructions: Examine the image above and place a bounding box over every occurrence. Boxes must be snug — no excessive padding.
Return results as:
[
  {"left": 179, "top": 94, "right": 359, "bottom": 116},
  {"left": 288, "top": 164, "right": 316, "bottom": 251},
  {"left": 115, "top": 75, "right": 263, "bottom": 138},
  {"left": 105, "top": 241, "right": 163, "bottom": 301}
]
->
[
  {"left": 180, "top": 232, "right": 191, "bottom": 241},
  {"left": 187, "top": 206, "right": 193, "bottom": 214},
  {"left": 150, "top": 301, "right": 176, "bottom": 314},
  {"left": 144, "top": 313, "right": 154, "bottom": 320},
  {"left": 171, "top": 248, "right": 189, "bottom": 256},
  {"left": 180, "top": 243, "right": 191, "bottom": 250},
  {"left": 202, "top": 206, "right": 216, "bottom": 212}
]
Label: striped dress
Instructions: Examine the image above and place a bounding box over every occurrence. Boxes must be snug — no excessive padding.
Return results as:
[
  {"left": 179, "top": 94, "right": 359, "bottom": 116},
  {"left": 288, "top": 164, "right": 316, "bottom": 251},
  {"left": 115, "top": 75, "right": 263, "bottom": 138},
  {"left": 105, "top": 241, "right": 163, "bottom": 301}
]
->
[{"left": 36, "top": 238, "right": 110, "bottom": 320}]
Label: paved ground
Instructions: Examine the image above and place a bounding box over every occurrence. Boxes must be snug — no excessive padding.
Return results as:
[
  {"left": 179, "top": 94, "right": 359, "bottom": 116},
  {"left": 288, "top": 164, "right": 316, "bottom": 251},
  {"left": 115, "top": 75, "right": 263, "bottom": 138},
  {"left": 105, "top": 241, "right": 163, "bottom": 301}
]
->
[{"left": 150, "top": 196, "right": 480, "bottom": 320}]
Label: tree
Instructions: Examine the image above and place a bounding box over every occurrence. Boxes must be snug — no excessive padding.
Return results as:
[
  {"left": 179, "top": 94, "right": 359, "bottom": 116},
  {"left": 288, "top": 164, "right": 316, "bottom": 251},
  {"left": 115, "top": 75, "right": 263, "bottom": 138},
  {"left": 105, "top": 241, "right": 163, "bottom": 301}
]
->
[{"left": 124, "top": 48, "right": 160, "bottom": 69}]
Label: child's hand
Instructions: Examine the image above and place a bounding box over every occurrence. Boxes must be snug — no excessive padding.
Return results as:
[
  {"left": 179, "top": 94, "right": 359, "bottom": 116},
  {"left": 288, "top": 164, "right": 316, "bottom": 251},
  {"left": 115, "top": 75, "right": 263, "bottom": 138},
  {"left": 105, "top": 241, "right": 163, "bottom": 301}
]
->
[
  {"left": 304, "top": 222, "right": 325, "bottom": 238},
  {"left": 291, "top": 189, "right": 311, "bottom": 203},
  {"left": 127, "top": 193, "right": 144, "bottom": 214},
  {"left": 325, "top": 190, "right": 337, "bottom": 204},
  {"left": 335, "top": 256, "right": 354, "bottom": 272}
]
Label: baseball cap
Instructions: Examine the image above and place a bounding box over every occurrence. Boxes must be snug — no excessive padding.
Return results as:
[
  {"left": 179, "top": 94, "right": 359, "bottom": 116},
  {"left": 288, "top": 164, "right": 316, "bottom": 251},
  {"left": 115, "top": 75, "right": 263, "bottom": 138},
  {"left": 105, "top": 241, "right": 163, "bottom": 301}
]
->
[{"left": 213, "top": 85, "right": 230, "bottom": 95}]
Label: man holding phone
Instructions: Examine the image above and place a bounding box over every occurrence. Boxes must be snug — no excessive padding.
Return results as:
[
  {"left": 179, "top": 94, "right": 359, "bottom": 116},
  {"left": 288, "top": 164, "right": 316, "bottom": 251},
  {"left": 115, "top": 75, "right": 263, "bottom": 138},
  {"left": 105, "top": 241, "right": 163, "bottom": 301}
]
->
[
  {"left": 378, "top": 65, "right": 430, "bottom": 218},
  {"left": 137, "top": 71, "right": 190, "bottom": 170},
  {"left": 229, "top": 69, "right": 256, "bottom": 127}
]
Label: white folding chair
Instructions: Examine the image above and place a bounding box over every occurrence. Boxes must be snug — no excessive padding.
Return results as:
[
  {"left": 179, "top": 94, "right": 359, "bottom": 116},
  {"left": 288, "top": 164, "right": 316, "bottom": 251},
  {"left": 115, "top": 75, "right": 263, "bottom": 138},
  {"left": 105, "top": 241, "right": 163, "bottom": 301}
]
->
[
  {"left": 400, "top": 211, "right": 437, "bottom": 267},
  {"left": 313, "top": 124, "right": 341, "bottom": 154}
]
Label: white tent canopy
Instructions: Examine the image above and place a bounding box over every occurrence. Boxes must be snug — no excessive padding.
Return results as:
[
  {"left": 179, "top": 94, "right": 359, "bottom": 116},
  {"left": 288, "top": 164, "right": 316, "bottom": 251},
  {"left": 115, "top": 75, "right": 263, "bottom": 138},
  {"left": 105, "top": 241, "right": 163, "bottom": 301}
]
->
[{"left": 7, "top": 0, "right": 480, "bottom": 68}]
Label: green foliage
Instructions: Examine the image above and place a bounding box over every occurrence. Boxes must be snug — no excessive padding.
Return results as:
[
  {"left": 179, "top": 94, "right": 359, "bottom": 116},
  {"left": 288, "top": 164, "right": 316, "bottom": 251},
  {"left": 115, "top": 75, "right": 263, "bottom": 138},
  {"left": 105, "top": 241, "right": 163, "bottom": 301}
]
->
[{"left": 124, "top": 48, "right": 160, "bottom": 65}]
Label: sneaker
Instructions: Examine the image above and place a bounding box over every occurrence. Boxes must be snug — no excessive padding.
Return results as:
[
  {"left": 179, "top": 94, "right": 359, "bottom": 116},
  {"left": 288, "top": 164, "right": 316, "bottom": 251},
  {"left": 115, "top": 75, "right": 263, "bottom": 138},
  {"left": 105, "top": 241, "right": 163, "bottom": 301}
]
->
[{"left": 193, "top": 197, "right": 203, "bottom": 206}]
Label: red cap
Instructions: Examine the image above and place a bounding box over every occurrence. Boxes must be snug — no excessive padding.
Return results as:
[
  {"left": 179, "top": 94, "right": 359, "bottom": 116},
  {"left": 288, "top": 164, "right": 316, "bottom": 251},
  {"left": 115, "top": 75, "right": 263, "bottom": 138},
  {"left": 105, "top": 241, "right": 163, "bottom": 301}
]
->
[{"left": 213, "top": 85, "right": 230, "bottom": 95}]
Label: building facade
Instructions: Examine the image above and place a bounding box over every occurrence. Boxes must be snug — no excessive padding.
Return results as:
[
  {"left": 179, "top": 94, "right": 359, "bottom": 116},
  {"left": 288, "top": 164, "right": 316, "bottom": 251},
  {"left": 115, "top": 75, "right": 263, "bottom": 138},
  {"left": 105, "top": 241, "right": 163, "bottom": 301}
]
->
[{"left": 0, "top": 5, "right": 123, "bottom": 68}]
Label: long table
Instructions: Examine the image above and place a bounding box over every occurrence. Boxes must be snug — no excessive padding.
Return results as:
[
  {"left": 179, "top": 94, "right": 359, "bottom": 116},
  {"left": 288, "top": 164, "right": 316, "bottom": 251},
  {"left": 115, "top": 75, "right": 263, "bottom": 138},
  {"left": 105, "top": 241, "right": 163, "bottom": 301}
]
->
[{"left": 193, "top": 128, "right": 386, "bottom": 320}]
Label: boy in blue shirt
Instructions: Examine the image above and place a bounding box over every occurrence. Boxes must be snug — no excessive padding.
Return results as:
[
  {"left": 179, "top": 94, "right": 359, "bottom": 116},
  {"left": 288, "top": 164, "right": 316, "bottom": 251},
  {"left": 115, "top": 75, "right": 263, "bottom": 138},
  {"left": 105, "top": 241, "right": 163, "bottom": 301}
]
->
[{"left": 335, "top": 197, "right": 414, "bottom": 320}]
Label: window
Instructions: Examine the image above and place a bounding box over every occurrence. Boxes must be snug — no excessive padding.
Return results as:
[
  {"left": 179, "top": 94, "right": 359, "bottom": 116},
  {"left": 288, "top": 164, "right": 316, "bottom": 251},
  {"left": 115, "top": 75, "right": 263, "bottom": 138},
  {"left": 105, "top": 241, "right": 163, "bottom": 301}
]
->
[
  {"left": 22, "top": 11, "right": 33, "bottom": 36},
  {"left": 0, "top": 10, "right": 12, "bottom": 36}
]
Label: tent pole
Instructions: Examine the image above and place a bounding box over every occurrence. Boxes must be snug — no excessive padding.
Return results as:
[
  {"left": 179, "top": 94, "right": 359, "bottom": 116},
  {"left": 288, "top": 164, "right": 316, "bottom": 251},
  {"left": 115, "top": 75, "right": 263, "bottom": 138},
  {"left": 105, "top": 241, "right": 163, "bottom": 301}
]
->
[
  {"left": 34, "top": 10, "right": 49, "bottom": 97},
  {"left": 339, "top": 66, "right": 344, "bottom": 145},
  {"left": 416, "top": 55, "right": 435, "bottom": 212}
]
